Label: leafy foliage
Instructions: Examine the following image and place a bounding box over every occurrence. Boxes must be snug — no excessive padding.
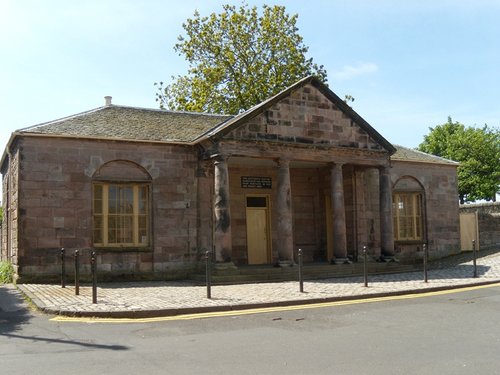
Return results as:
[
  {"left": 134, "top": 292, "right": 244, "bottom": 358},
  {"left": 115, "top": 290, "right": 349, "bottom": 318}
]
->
[
  {"left": 155, "top": 3, "right": 327, "bottom": 114},
  {"left": 418, "top": 117, "right": 500, "bottom": 203},
  {"left": 0, "top": 261, "right": 14, "bottom": 284}
]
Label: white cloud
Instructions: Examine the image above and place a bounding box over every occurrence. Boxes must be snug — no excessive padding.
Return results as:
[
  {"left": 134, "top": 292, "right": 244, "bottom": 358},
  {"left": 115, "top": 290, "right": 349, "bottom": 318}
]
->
[{"left": 332, "top": 62, "right": 379, "bottom": 81}]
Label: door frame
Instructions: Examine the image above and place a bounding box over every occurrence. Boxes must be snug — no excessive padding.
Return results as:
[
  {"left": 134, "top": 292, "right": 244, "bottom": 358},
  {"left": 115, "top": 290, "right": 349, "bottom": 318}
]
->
[{"left": 245, "top": 194, "right": 272, "bottom": 264}]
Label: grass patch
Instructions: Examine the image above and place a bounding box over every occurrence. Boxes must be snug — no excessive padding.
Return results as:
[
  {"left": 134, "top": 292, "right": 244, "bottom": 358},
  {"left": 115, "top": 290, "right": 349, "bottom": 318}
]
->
[{"left": 0, "top": 261, "right": 14, "bottom": 284}]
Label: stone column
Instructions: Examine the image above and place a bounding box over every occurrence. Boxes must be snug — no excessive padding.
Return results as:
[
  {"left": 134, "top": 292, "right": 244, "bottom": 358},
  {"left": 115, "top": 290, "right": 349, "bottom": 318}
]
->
[
  {"left": 276, "top": 158, "right": 294, "bottom": 263},
  {"left": 379, "top": 166, "right": 395, "bottom": 257},
  {"left": 331, "top": 163, "right": 348, "bottom": 261},
  {"left": 213, "top": 155, "right": 232, "bottom": 262}
]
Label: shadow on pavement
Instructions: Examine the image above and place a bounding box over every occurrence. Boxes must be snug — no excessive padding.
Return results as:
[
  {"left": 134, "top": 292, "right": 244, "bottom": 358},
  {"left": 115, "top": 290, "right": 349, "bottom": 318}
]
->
[
  {"left": 0, "top": 285, "right": 32, "bottom": 336},
  {"left": 429, "top": 264, "right": 490, "bottom": 279},
  {"left": 429, "top": 247, "right": 500, "bottom": 269},
  {"left": 0, "top": 284, "right": 129, "bottom": 351},
  {"left": 1, "top": 332, "right": 129, "bottom": 350},
  {"left": 311, "top": 264, "right": 491, "bottom": 285}
]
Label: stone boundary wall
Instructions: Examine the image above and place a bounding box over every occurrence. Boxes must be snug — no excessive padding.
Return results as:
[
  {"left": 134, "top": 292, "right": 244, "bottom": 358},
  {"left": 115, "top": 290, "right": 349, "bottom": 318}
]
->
[{"left": 460, "top": 202, "right": 500, "bottom": 249}]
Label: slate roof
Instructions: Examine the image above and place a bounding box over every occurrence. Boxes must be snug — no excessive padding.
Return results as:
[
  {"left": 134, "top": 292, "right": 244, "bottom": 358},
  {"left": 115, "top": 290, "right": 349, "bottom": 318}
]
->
[
  {"left": 17, "top": 76, "right": 396, "bottom": 157},
  {"left": 18, "top": 105, "right": 233, "bottom": 144},
  {"left": 391, "top": 145, "right": 459, "bottom": 165},
  {"left": 11, "top": 79, "right": 455, "bottom": 167}
]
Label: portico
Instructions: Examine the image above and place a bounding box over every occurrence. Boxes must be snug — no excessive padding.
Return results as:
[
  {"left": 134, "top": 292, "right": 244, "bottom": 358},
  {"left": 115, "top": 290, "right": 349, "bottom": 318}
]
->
[
  {"left": 204, "top": 146, "right": 395, "bottom": 266},
  {"left": 195, "top": 76, "right": 399, "bottom": 266}
]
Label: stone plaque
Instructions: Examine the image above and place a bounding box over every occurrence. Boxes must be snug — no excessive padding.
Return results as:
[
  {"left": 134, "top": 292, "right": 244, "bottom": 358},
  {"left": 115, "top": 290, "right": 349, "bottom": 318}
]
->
[{"left": 241, "top": 176, "right": 272, "bottom": 189}]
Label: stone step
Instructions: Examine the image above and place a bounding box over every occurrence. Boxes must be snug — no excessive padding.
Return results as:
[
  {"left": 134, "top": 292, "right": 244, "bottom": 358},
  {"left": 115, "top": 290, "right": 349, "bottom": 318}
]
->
[{"left": 189, "top": 262, "right": 419, "bottom": 285}]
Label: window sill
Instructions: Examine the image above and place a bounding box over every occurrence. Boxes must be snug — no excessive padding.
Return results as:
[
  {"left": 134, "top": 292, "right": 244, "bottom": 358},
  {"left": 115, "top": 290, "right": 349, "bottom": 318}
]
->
[
  {"left": 93, "top": 246, "right": 152, "bottom": 253},
  {"left": 395, "top": 240, "right": 425, "bottom": 245}
]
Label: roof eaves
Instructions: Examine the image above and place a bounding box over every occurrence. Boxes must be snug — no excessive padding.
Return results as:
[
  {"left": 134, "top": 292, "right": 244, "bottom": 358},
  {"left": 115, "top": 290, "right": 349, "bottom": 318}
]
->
[
  {"left": 0, "top": 132, "right": 18, "bottom": 171},
  {"left": 391, "top": 145, "right": 460, "bottom": 165},
  {"left": 10, "top": 131, "right": 199, "bottom": 146}
]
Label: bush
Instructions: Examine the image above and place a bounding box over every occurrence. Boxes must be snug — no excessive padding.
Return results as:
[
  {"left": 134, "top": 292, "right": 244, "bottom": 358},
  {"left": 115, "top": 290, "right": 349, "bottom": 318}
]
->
[{"left": 0, "top": 261, "right": 14, "bottom": 284}]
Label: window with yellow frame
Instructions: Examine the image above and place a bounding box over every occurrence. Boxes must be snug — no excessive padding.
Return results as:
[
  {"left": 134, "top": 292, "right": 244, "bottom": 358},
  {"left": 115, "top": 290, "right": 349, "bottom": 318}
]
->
[
  {"left": 393, "top": 192, "right": 423, "bottom": 241},
  {"left": 93, "top": 183, "right": 150, "bottom": 247}
]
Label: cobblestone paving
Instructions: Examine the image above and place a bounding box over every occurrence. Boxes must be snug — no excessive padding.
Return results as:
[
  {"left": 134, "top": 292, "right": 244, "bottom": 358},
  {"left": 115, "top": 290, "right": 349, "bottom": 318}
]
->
[{"left": 18, "top": 250, "right": 500, "bottom": 317}]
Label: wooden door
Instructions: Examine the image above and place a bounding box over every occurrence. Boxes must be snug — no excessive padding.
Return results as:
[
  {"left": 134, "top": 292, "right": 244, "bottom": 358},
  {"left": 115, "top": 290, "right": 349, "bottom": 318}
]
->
[
  {"left": 460, "top": 212, "right": 479, "bottom": 251},
  {"left": 246, "top": 196, "right": 270, "bottom": 264}
]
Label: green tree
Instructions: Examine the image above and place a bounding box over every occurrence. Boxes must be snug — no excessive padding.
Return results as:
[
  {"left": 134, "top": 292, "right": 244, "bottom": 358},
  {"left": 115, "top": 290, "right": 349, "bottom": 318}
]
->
[
  {"left": 155, "top": 3, "right": 327, "bottom": 114},
  {"left": 418, "top": 117, "right": 500, "bottom": 204}
]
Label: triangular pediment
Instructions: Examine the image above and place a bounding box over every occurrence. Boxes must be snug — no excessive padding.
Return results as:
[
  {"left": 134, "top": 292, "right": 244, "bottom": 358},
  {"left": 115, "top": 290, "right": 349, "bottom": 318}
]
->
[{"left": 204, "top": 77, "right": 395, "bottom": 154}]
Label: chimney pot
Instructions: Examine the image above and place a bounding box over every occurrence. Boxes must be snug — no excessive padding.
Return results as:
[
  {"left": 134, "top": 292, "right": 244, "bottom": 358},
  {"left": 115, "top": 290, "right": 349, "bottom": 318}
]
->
[{"left": 104, "top": 96, "right": 112, "bottom": 106}]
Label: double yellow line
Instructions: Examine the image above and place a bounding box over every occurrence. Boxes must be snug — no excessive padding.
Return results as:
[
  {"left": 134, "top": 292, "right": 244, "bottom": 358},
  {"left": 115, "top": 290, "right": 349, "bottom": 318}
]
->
[{"left": 51, "top": 282, "right": 500, "bottom": 324}]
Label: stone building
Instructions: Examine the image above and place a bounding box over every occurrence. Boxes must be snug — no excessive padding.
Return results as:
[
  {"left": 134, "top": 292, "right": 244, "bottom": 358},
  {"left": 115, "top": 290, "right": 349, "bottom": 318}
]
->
[{"left": 1, "top": 76, "right": 460, "bottom": 282}]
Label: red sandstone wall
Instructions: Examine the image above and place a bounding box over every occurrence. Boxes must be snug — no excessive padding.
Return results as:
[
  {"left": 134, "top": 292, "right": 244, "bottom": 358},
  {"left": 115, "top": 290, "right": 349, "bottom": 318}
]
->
[
  {"left": 1, "top": 159, "right": 8, "bottom": 262},
  {"left": 228, "top": 165, "right": 274, "bottom": 264},
  {"left": 1, "top": 145, "right": 20, "bottom": 274},
  {"left": 354, "top": 167, "right": 382, "bottom": 259},
  {"left": 226, "top": 163, "right": 358, "bottom": 264},
  {"left": 220, "top": 163, "right": 332, "bottom": 264},
  {"left": 14, "top": 136, "right": 198, "bottom": 281},
  {"left": 228, "top": 84, "right": 383, "bottom": 150},
  {"left": 391, "top": 161, "right": 460, "bottom": 262}
]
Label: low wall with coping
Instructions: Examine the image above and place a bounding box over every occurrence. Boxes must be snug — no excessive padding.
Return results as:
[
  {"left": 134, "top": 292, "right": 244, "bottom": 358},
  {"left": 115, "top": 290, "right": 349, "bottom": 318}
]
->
[{"left": 460, "top": 202, "right": 500, "bottom": 249}]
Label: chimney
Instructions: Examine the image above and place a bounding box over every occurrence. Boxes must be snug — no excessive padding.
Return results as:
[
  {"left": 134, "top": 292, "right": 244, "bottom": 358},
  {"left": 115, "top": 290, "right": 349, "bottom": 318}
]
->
[{"left": 104, "top": 96, "right": 112, "bottom": 106}]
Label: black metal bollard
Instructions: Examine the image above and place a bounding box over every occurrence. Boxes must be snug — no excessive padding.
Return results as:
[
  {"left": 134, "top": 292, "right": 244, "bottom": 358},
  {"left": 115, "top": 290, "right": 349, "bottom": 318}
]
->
[
  {"left": 423, "top": 243, "right": 428, "bottom": 283},
  {"left": 91, "top": 251, "right": 97, "bottom": 304},
  {"left": 472, "top": 239, "right": 477, "bottom": 278},
  {"left": 205, "top": 250, "right": 212, "bottom": 299},
  {"left": 61, "top": 248, "right": 66, "bottom": 288},
  {"left": 74, "top": 250, "right": 80, "bottom": 296},
  {"left": 298, "top": 248, "right": 304, "bottom": 293},
  {"left": 363, "top": 246, "right": 368, "bottom": 287}
]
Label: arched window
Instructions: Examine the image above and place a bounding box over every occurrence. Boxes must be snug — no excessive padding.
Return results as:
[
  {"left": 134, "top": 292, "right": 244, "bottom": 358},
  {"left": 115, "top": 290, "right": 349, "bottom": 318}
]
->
[
  {"left": 92, "top": 161, "right": 151, "bottom": 248},
  {"left": 393, "top": 177, "right": 425, "bottom": 242}
]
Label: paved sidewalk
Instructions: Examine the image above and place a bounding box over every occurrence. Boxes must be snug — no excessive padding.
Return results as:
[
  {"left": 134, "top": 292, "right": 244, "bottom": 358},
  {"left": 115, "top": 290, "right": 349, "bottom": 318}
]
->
[{"left": 16, "top": 249, "right": 500, "bottom": 319}]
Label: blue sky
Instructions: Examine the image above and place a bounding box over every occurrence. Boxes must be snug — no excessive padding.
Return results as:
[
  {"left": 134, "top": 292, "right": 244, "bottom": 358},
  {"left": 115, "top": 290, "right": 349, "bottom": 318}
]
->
[{"left": 1, "top": 0, "right": 500, "bottom": 153}]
